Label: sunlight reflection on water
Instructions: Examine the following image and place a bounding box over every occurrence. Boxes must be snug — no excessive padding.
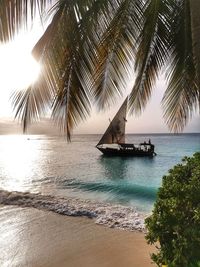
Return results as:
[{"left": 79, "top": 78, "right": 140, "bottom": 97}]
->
[{"left": 0, "top": 135, "right": 42, "bottom": 192}]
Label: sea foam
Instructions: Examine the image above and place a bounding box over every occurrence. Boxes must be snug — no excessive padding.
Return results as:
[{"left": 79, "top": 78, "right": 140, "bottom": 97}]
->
[{"left": 0, "top": 189, "right": 146, "bottom": 232}]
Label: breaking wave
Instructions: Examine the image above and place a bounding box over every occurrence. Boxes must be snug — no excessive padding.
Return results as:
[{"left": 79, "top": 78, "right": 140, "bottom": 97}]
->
[
  {"left": 0, "top": 189, "right": 147, "bottom": 232},
  {"left": 60, "top": 179, "right": 157, "bottom": 200}
]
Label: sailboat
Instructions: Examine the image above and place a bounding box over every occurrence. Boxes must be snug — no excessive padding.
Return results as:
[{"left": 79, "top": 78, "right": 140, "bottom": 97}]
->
[{"left": 96, "top": 97, "right": 156, "bottom": 157}]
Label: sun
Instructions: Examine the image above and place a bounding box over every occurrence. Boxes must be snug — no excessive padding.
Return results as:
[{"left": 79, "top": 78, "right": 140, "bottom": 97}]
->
[
  {"left": 0, "top": 29, "right": 42, "bottom": 116},
  {"left": 0, "top": 34, "right": 41, "bottom": 93}
]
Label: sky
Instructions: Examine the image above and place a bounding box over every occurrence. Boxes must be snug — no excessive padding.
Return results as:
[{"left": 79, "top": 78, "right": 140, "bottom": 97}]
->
[{"left": 0, "top": 21, "right": 199, "bottom": 135}]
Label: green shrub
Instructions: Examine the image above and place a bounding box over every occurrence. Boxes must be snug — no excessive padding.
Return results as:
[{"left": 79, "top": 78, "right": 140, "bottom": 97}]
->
[{"left": 145, "top": 152, "right": 200, "bottom": 267}]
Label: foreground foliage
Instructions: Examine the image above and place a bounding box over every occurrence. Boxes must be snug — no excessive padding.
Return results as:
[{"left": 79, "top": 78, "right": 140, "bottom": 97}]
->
[{"left": 145, "top": 152, "right": 200, "bottom": 266}]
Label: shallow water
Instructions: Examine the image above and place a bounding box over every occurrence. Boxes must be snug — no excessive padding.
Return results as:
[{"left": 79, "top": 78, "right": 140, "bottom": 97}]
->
[{"left": 0, "top": 133, "right": 199, "bottom": 213}]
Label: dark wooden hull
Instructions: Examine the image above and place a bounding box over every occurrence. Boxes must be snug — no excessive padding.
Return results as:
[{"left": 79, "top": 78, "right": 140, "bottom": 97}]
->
[{"left": 97, "top": 146, "right": 156, "bottom": 157}]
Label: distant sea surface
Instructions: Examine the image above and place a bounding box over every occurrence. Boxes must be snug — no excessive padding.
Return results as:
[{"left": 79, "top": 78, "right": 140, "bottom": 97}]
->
[{"left": 0, "top": 133, "right": 199, "bottom": 212}]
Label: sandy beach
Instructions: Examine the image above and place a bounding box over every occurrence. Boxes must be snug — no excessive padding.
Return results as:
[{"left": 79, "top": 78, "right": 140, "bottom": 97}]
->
[{"left": 0, "top": 205, "right": 156, "bottom": 267}]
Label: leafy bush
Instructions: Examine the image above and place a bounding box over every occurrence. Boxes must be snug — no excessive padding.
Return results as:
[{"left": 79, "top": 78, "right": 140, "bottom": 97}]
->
[{"left": 145, "top": 152, "right": 200, "bottom": 267}]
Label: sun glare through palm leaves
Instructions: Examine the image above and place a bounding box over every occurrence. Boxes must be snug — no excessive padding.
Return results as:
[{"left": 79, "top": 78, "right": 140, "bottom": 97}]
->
[{"left": 0, "top": 34, "right": 40, "bottom": 94}]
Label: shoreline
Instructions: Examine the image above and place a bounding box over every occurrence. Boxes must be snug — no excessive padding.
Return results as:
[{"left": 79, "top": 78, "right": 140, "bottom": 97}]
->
[
  {"left": 0, "top": 189, "right": 147, "bottom": 232},
  {"left": 0, "top": 205, "right": 156, "bottom": 267}
]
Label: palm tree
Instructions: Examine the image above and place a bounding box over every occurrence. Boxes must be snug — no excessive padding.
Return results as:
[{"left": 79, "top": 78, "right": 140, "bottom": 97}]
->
[{"left": 0, "top": 0, "right": 199, "bottom": 139}]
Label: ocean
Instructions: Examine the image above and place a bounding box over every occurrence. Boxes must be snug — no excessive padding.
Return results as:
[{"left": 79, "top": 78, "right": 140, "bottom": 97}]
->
[{"left": 0, "top": 133, "right": 199, "bottom": 230}]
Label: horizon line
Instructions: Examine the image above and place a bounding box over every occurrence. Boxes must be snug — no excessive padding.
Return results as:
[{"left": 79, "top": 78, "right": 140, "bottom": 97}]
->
[{"left": 73, "top": 132, "right": 200, "bottom": 135}]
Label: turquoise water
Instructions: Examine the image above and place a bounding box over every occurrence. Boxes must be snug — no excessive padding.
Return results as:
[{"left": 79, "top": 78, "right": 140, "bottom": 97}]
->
[{"left": 0, "top": 133, "right": 199, "bottom": 212}]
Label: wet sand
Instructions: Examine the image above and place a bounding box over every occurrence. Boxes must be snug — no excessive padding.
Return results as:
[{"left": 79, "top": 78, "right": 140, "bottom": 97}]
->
[{"left": 0, "top": 205, "right": 156, "bottom": 267}]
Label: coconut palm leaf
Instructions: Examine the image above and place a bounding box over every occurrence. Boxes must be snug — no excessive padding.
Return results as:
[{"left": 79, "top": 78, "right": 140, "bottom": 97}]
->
[
  {"left": 0, "top": 0, "right": 54, "bottom": 41},
  {"left": 14, "top": 0, "right": 128, "bottom": 137},
  {"left": 13, "top": 0, "right": 101, "bottom": 138},
  {"left": 93, "top": 0, "right": 143, "bottom": 110},
  {"left": 12, "top": 1, "right": 67, "bottom": 135},
  {"left": 162, "top": 0, "right": 199, "bottom": 132},
  {"left": 129, "top": 0, "right": 171, "bottom": 114},
  {"left": 12, "top": 79, "right": 53, "bottom": 133},
  {"left": 12, "top": 49, "right": 57, "bottom": 132},
  {"left": 49, "top": 1, "right": 93, "bottom": 139},
  {"left": 52, "top": 64, "right": 91, "bottom": 140}
]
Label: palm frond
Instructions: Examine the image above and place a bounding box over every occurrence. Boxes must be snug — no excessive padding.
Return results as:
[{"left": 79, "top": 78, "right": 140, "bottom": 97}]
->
[
  {"left": 162, "top": 0, "right": 199, "bottom": 132},
  {"left": 93, "top": 0, "right": 143, "bottom": 109},
  {"left": 12, "top": 75, "right": 53, "bottom": 133},
  {"left": 30, "top": 0, "right": 127, "bottom": 137},
  {"left": 0, "top": 0, "right": 54, "bottom": 41},
  {"left": 129, "top": 0, "right": 171, "bottom": 114},
  {"left": 52, "top": 64, "right": 91, "bottom": 140},
  {"left": 14, "top": 0, "right": 95, "bottom": 138}
]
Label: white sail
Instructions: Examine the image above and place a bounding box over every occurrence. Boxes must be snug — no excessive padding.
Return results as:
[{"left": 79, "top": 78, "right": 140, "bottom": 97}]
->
[{"left": 97, "top": 97, "right": 128, "bottom": 146}]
